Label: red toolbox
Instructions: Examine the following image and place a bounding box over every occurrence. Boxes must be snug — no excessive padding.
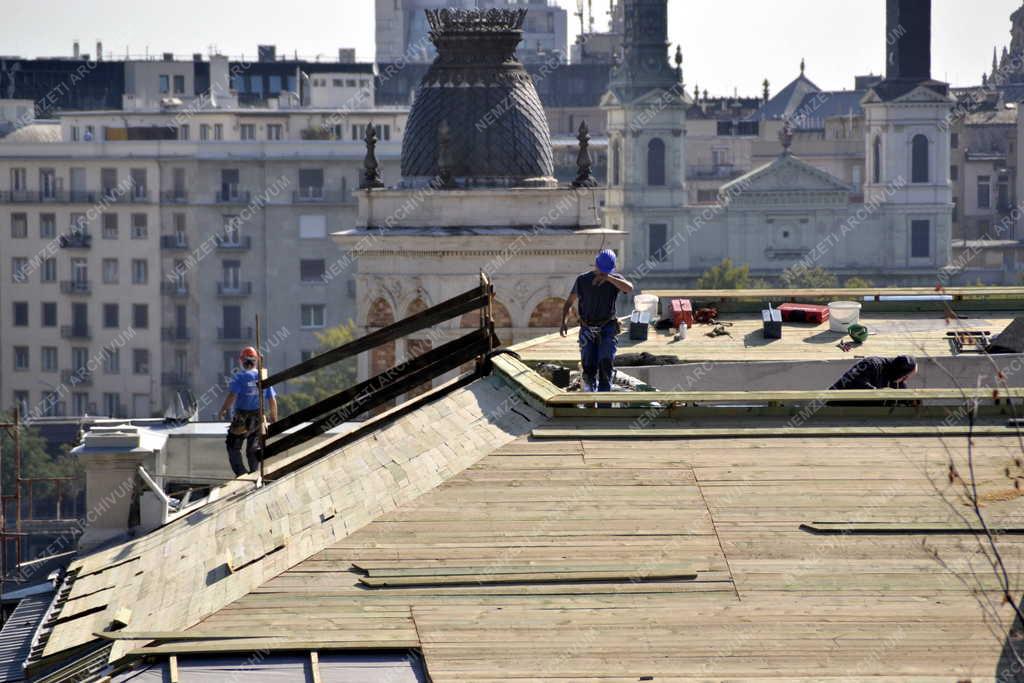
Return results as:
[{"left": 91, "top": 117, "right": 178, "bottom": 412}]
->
[
  {"left": 778, "top": 303, "right": 830, "bottom": 324},
  {"left": 670, "top": 299, "right": 694, "bottom": 328}
]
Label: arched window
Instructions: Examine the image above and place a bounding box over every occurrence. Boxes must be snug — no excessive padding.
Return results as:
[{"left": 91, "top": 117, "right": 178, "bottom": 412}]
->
[
  {"left": 611, "top": 139, "right": 621, "bottom": 186},
  {"left": 872, "top": 136, "right": 882, "bottom": 184},
  {"left": 911, "top": 134, "right": 929, "bottom": 183},
  {"left": 647, "top": 138, "right": 666, "bottom": 186}
]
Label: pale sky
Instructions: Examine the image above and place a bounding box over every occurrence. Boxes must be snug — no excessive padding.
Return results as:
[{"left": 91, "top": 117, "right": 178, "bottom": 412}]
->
[{"left": 1, "top": 0, "right": 1020, "bottom": 94}]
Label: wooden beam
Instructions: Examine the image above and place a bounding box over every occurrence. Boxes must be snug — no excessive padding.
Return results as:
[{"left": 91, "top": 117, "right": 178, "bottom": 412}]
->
[
  {"left": 263, "top": 331, "right": 490, "bottom": 459},
  {"left": 644, "top": 286, "right": 1024, "bottom": 301},
  {"left": 95, "top": 631, "right": 276, "bottom": 641},
  {"left": 267, "top": 328, "right": 490, "bottom": 437},
  {"left": 168, "top": 655, "right": 179, "bottom": 683},
  {"left": 263, "top": 286, "right": 488, "bottom": 387},
  {"left": 128, "top": 640, "right": 422, "bottom": 656},
  {"left": 545, "top": 387, "right": 1024, "bottom": 406},
  {"left": 532, "top": 425, "right": 1016, "bottom": 440},
  {"left": 359, "top": 568, "right": 698, "bottom": 588},
  {"left": 800, "top": 522, "right": 1024, "bottom": 535},
  {"left": 310, "top": 651, "right": 322, "bottom": 683}
]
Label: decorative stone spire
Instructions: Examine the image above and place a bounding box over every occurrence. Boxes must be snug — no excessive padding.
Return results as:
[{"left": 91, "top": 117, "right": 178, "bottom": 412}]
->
[
  {"left": 572, "top": 121, "right": 598, "bottom": 188},
  {"left": 674, "top": 45, "right": 683, "bottom": 82},
  {"left": 800, "top": 58, "right": 805, "bottom": 75},
  {"left": 778, "top": 120, "right": 794, "bottom": 155},
  {"left": 762, "top": 78, "right": 770, "bottom": 103},
  {"left": 885, "top": 0, "right": 932, "bottom": 82},
  {"left": 610, "top": 0, "right": 680, "bottom": 103},
  {"left": 360, "top": 121, "right": 384, "bottom": 189}
]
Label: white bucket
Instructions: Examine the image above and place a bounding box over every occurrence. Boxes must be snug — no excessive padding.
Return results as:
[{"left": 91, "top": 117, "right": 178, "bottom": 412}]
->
[
  {"left": 633, "top": 294, "right": 659, "bottom": 319},
  {"left": 828, "top": 301, "right": 862, "bottom": 332}
]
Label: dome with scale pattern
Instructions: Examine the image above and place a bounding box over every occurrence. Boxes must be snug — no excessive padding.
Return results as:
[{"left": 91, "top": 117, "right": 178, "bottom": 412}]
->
[{"left": 399, "top": 8, "right": 555, "bottom": 188}]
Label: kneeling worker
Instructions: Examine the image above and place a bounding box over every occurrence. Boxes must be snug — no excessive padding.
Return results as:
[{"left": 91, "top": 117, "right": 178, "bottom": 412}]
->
[
  {"left": 218, "top": 346, "right": 278, "bottom": 476},
  {"left": 560, "top": 249, "right": 634, "bottom": 392},
  {"left": 829, "top": 355, "right": 918, "bottom": 391}
]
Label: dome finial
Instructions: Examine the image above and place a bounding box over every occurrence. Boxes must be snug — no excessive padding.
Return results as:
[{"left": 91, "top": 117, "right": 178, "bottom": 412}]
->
[
  {"left": 800, "top": 57, "right": 806, "bottom": 75},
  {"left": 360, "top": 122, "right": 384, "bottom": 189}
]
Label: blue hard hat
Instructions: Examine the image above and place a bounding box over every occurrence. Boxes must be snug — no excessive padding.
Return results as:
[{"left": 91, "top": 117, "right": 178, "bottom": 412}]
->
[{"left": 595, "top": 249, "right": 616, "bottom": 274}]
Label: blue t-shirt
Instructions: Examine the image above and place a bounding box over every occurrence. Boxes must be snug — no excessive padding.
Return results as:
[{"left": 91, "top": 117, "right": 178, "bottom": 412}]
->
[{"left": 229, "top": 369, "right": 276, "bottom": 412}]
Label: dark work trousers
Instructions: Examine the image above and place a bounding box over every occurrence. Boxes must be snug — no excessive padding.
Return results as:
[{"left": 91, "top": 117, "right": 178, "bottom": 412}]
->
[
  {"left": 579, "top": 322, "right": 618, "bottom": 392},
  {"left": 226, "top": 410, "right": 262, "bottom": 476}
]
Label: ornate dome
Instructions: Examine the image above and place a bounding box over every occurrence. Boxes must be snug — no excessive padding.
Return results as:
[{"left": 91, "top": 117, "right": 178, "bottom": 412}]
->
[{"left": 400, "top": 8, "right": 555, "bottom": 188}]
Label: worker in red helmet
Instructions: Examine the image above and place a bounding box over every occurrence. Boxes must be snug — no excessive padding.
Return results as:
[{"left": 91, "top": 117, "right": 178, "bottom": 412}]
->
[{"left": 217, "top": 346, "right": 278, "bottom": 476}]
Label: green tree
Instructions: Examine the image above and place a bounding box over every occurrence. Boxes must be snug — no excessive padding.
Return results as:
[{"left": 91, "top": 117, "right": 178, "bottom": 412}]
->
[
  {"left": 0, "top": 415, "right": 83, "bottom": 509},
  {"left": 275, "top": 322, "right": 359, "bottom": 418},
  {"left": 844, "top": 277, "right": 874, "bottom": 289},
  {"left": 696, "top": 259, "right": 754, "bottom": 289},
  {"left": 780, "top": 266, "right": 839, "bottom": 289}
]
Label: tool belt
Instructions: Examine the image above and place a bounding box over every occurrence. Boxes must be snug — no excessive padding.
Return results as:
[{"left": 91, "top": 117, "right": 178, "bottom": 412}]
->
[
  {"left": 229, "top": 409, "right": 260, "bottom": 436},
  {"left": 580, "top": 318, "right": 623, "bottom": 345}
]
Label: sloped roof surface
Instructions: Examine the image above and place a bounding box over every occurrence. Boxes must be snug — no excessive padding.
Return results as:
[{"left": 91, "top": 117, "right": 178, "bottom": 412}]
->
[{"left": 0, "top": 593, "right": 52, "bottom": 682}]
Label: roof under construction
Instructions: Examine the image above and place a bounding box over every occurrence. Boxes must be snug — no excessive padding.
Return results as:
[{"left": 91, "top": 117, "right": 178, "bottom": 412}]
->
[{"left": 17, "top": 287, "right": 1024, "bottom": 682}]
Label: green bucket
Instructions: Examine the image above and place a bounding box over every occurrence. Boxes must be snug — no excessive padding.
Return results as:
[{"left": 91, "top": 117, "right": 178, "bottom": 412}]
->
[{"left": 848, "top": 324, "right": 869, "bottom": 343}]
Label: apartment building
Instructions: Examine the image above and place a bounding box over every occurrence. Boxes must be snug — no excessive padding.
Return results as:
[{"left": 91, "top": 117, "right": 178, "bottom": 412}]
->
[{"left": 0, "top": 107, "right": 404, "bottom": 420}]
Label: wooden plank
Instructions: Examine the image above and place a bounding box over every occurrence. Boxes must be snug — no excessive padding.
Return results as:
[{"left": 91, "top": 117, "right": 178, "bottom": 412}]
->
[
  {"left": 799, "top": 522, "right": 1024, "bottom": 535},
  {"left": 168, "top": 655, "right": 179, "bottom": 683},
  {"left": 268, "top": 328, "right": 489, "bottom": 437},
  {"left": 128, "top": 639, "right": 422, "bottom": 656},
  {"left": 95, "top": 631, "right": 277, "bottom": 641},
  {"left": 533, "top": 425, "right": 1016, "bottom": 440},
  {"left": 546, "top": 386, "right": 1024, "bottom": 406},
  {"left": 644, "top": 286, "right": 1024, "bottom": 300},
  {"left": 360, "top": 569, "right": 699, "bottom": 588},
  {"left": 264, "top": 330, "right": 490, "bottom": 457},
  {"left": 264, "top": 286, "right": 487, "bottom": 386},
  {"left": 310, "top": 651, "right": 321, "bottom": 683}
]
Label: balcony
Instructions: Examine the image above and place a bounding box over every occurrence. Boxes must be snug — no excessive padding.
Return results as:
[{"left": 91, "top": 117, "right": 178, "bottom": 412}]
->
[
  {"left": 60, "top": 325, "right": 92, "bottom": 340},
  {"left": 292, "top": 188, "right": 351, "bottom": 204},
  {"left": 214, "top": 189, "right": 252, "bottom": 204},
  {"left": 59, "top": 232, "right": 93, "bottom": 249},
  {"left": 128, "top": 190, "right": 150, "bottom": 204},
  {"left": 60, "top": 280, "right": 92, "bottom": 295},
  {"left": 216, "top": 281, "right": 253, "bottom": 297},
  {"left": 161, "top": 190, "right": 189, "bottom": 203},
  {"left": 214, "top": 235, "right": 252, "bottom": 251},
  {"left": 688, "top": 164, "right": 745, "bottom": 181},
  {"left": 160, "top": 235, "right": 190, "bottom": 250},
  {"left": 218, "top": 326, "right": 254, "bottom": 341},
  {"left": 61, "top": 369, "right": 93, "bottom": 386},
  {"left": 161, "top": 281, "right": 190, "bottom": 297},
  {"left": 161, "top": 371, "right": 192, "bottom": 387},
  {"left": 68, "top": 190, "right": 98, "bottom": 203},
  {"left": 161, "top": 326, "right": 192, "bottom": 342},
  {"left": 3, "top": 190, "right": 39, "bottom": 203}
]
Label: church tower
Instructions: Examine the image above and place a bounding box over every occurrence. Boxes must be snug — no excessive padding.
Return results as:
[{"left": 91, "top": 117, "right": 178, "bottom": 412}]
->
[
  {"left": 601, "top": 0, "right": 689, "bottom": 277},
  {"left": 862, "top": 0, "right": 954, "bottom": 270}
]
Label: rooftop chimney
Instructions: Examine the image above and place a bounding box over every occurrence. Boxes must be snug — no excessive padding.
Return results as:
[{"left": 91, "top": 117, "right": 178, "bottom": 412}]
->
[
  {"left": 258, "top": 44, "right": 277, "bottom": 62},
  {"left": 96, "top": 41, "right": 103, "bottom": 61},
  {"left": 886, "top": 0, "right": 931, "bottom": 82},
  {"left": 73, "top": 40, "right": 80, "bottom": 59}
]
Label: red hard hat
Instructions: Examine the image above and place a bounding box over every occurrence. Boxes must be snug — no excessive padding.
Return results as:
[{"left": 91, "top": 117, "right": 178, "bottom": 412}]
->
[{"left": 239, "top": 346, "right": 258, "bottom": 362}]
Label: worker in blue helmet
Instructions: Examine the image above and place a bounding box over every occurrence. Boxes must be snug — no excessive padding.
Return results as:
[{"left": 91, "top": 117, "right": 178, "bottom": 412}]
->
[{"left": 560, "top": 250, "right": 634, "bottom": 392}]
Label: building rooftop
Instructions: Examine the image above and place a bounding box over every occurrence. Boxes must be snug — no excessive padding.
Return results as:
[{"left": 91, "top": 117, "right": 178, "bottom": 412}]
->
[{"left": 18, "top": 288, "right": 1024, "bottom": 681}]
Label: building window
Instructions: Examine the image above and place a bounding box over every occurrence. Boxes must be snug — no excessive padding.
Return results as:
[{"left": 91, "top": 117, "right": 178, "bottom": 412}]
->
[
  {"left": 71, "top": 392, "right": 89, "bottom": 416},
  {"left": 102, "top": 213, "right": 118, "bottom": 239},
  {"left": 11, "top": 213, "right": 27, "bottom": 238},
  {"left": 911, "top": 220, "right": 931, "bottom": 258},
  {"left": 41, "top": 302, "right": 57, "bottom": 327},
  {"left": 200, "top": 124, "right": 210, "bottom": 141},
  {"left": 104, "top": 303, "right": 119, "bottom": 328},
  {"left": 173, "top": 74, "right": 185, "bottom": 94},
  {"left": 911, "top": 134, "right": 929, "bottom": 184},
  {"left": 70, "top": 258, "right": 87, "bottom": 284},
  {"left": 104, "top": 348, "right": 120, "bottom": 374},
  {"left": 950, "top": 165, "right": 959, "bottom": 181},
  {"left": 103, "top": 393, "right": 121, "bottom": 417},
  {"left": 872, "top": 136, "right": 882, "bottom": 184},
  {"left": 13, "top": 302, "right": 28, "bottom": 326},
  {"left": 132, "top": 303, "right": 149, "bottom": 329},
  {"left": 12, "top": 257, "right": 28, "bottom": 283},
  {"left": 267, "top": 124, "right": 283, "bottom": 140},
  {"left": 10, "top": 168, "right": 26, "bottom": 191},
  {"left": 13, "top": 346, "right": 29, "bottom": 371},
  {"left": 159, "top": 75, "right": 170, "bottom": 94},
  {"left": 611, "top": 139, "right": 621, "bottom": 186},
  {"left": 998, "top": 175, "right": 1010, "bottom": 210},
  {"left": 647, "top": 138, "right": 666, "bottom": 187},
  {"left": 951, "top": 132, "right": 959, "bottom": 149},
  {"left": 41, "top": 258, "right": 57, "bottom": 283},
  {"left": 298, "top": 169, "right": 324, "bottom": 198},
  {"left": 300, "top": 259, "right": 326, "bottom": 282},
  {"left": 240, "top": 124, "right": 256, "bottom": 140},
  {"left": 301, "top": 304, "right": 326, "bottom": 328},
  {"left": 41, "top": 347, "right": 58, "bottom": 372},
  {"left": 132, "top": 259, "right": 148, "bottom": 284},
  {"left": 131, "top": 213, "right": 148, "bottom": 239},
  {"left": 102, "top": 258, "right": 119, "bottom": 284},
  {"left": 978, "top": 175, "right": 991, "bottom": 210},
  {"left": 179, "top": 124, "right": 190, "bottom": 140},
  {"left": 648, "top": 224, "right": 668, "bottom": 262},
  {"left": 13, "top": 391, "right": 29, "bottom": 414},
  {"left": 40, "top": 213, "right": 56, "bottom": 239},
  {"left": 214, "top": 123, "right": 223, "bottom": 140},
  {"left": 133, "top": 349, "right": 149, "bottom": 375}
]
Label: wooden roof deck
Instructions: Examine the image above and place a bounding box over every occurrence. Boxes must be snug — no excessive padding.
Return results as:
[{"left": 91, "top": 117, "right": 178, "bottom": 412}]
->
[
  {"left": 515, "top": 311, "right": 1021, "bottom": 364},
  {"left": 179, "top": 423, "right": 1024, "bottom": 680}
]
